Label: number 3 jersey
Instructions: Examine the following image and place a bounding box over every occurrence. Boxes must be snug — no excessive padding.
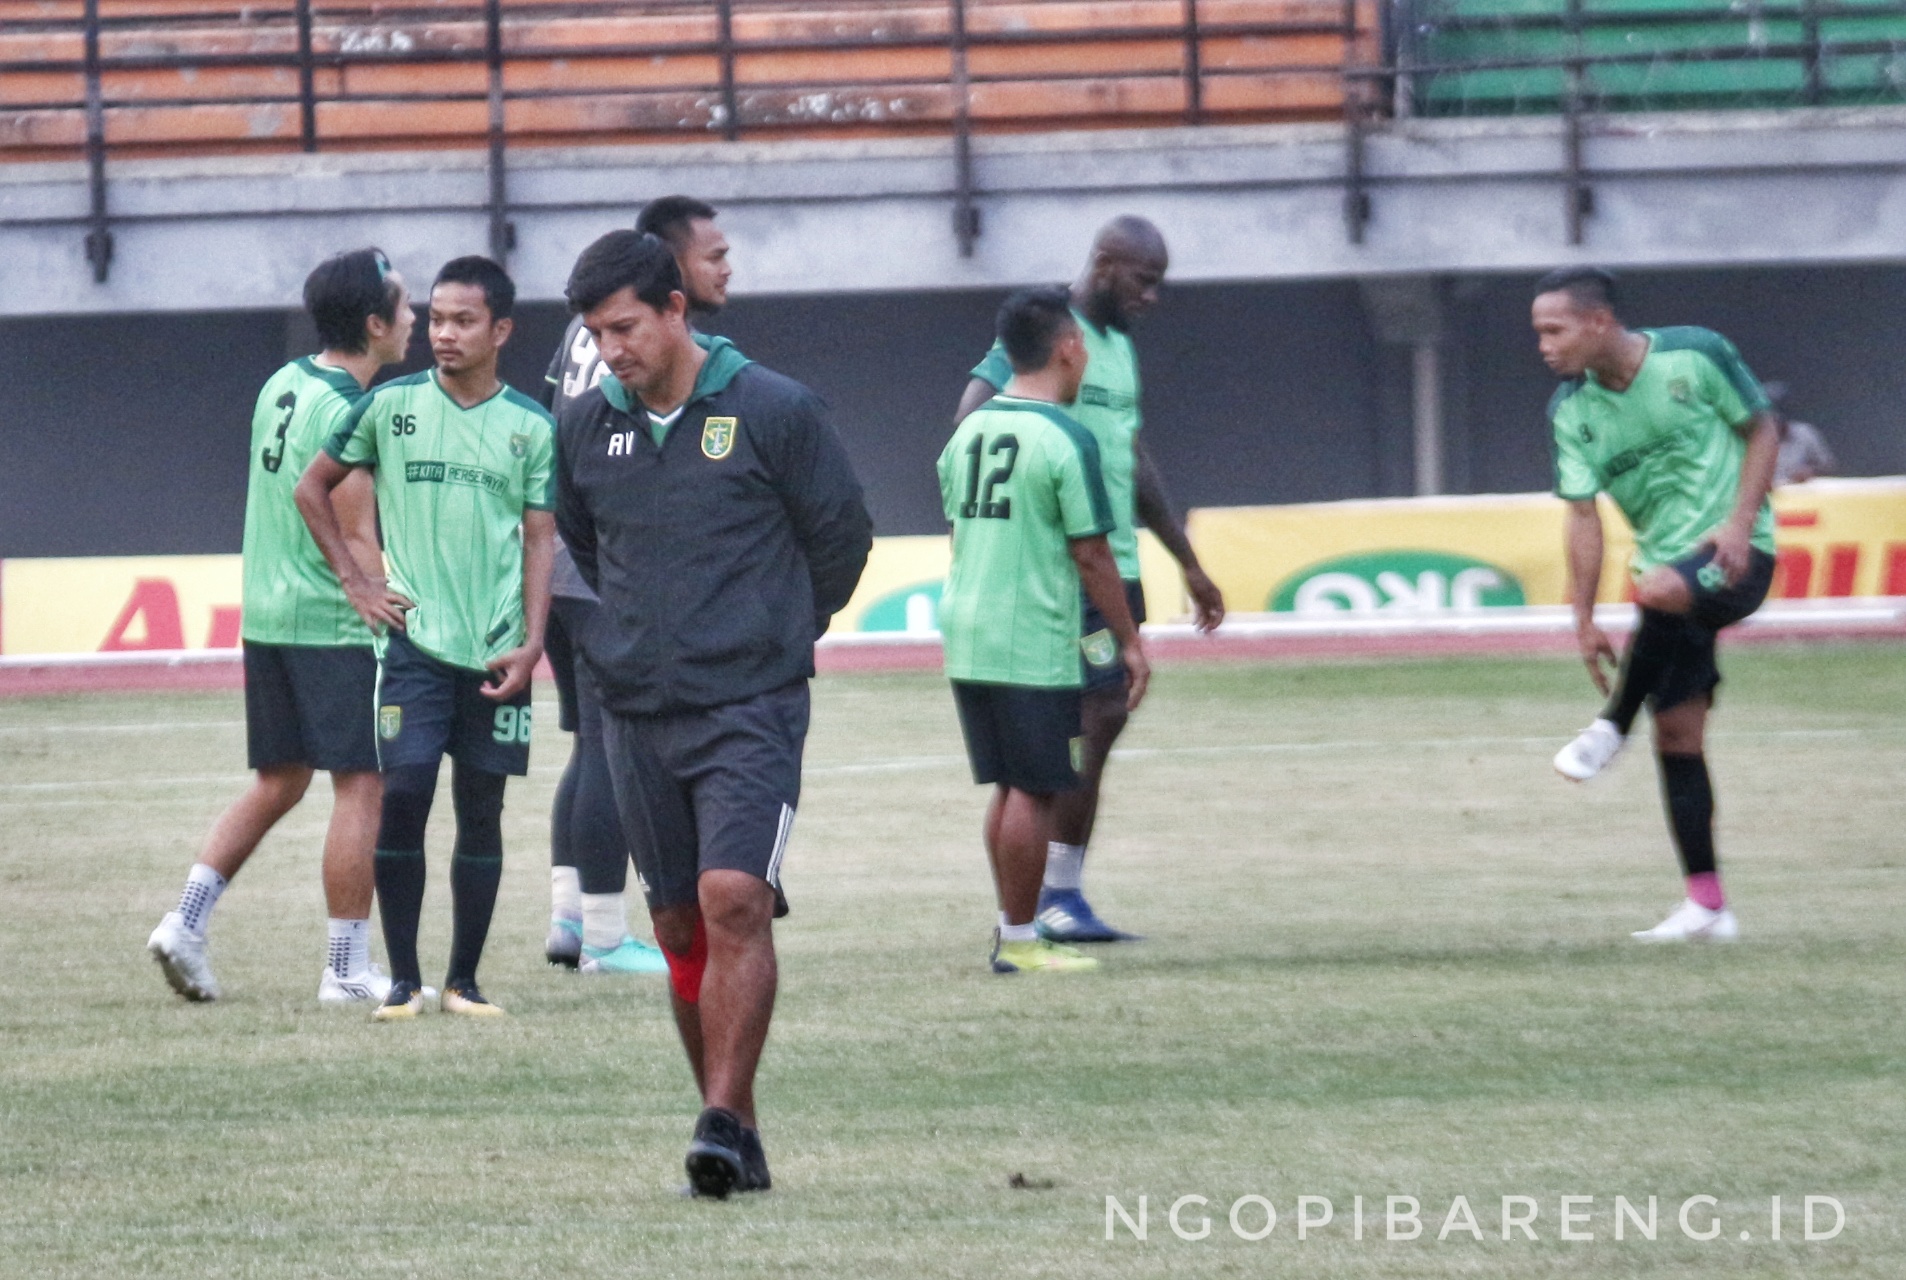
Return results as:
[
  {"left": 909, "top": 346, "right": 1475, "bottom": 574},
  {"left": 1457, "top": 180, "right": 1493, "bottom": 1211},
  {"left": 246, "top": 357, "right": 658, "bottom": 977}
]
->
[
  {"left": 936, "top": 395, "right": 1114, "bottom": 689},
  {"left": 241, "top": 357, "right": 373, "bottom": 648},
  {"left": 327, "top": 369, "right": 557, "bottom": 673}
]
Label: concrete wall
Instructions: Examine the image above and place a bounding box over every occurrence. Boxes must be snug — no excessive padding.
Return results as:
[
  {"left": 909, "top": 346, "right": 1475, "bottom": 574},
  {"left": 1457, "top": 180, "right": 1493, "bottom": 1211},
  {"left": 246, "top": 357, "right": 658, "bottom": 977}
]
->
[
  {"left": 2, "top": 263, "right": 1901, "bottom": 559},
  {"left": 10, "top": 109, "right": 1906, "bottom": 317}
]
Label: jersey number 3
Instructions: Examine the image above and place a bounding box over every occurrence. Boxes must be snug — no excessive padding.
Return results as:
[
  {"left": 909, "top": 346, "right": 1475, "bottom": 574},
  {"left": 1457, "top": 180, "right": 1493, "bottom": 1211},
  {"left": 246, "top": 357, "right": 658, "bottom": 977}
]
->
[
  {"left": 261, "top": 391, "right": 296, "bottom": 473},
  {"left": 958, "top": 433, "right": 1019, "bottom": 519}
]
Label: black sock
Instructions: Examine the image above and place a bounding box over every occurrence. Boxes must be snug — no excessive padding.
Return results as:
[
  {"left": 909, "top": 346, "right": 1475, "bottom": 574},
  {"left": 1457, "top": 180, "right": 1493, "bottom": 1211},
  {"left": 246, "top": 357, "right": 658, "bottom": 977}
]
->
[
  {"left": 1603, "top": 611, "right": 1673, "bottom": 735},
  {"left": 445, "top": 765, "right": 507, "bottom": 989},
  {"left": 374, "top": 850, "right": 427, "bottom": 987},
  {"left": 572, "top": 727, "right": 630, "bottom": 896},
  {"left": 550, "top": 743, "right": 580, "bottom": 874},
  {"left": 1657, "top": 752, "right": 1717, "bottom": 878},
  {"left": 374, "top": 763, "right": 439, "bottom": 988}
]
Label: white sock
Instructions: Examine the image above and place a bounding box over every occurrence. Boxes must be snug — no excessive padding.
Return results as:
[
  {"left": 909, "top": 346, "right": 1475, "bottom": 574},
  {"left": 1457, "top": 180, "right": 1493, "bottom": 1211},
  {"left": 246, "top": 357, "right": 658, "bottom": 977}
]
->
[
  {"left": 327, "top": 918, "right": 371, "bottom": 978},
  {"left": 1043, "top": 842, "right": 1085, "bottom": 892},
  {"left": 550, "top": 865, "right": 582, "bottom": 924},
  {"left": 999, "top": 918, "right": 1038, "bottom": 944},
  {"left": 176, "top": 864, "right": 228, "bottom": 936},
  {"left": 581, "top": 892, "right": 629, "bottom": 951}
]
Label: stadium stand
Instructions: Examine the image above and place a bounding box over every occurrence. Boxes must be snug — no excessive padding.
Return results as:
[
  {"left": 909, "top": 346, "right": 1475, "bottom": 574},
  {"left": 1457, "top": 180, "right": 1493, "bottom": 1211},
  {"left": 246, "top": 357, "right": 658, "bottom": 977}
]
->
[
  {"left": 1405, "top": 0, "right": 1906, "bottom": 116},
  {"left": 0, "top": 1, "right": 1378, "bottom": 162}
]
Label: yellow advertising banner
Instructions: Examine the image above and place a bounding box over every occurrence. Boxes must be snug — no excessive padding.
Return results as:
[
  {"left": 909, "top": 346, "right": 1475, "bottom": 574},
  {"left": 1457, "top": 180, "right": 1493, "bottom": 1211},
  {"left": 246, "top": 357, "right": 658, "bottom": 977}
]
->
[
  {"left": 3, "top": 479, "right": 1902, "bottom": 655},
  {"left": 1, "top": 555, "right": 243, "bottom": 657},
  {"left": 1188, "top": 477, "right": 1906, "bottom": 615}
]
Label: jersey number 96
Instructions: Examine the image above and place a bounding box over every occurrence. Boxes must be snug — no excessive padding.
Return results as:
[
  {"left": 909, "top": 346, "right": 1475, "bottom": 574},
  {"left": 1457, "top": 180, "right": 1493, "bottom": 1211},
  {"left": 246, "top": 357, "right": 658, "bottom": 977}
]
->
[
  {"left": 492, "top": 705, "right": 532, "bottom": 744},
  {"left": 391, "top": 413, "right": 418, "bottom": 436}
]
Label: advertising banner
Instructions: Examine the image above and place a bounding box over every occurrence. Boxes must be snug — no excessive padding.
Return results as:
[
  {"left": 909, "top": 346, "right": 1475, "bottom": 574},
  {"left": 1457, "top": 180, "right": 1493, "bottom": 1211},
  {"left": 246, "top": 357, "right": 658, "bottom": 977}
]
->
[
  {"left": 1188, "top": 477, "right": 1906, "bottom": 616},
  {"left": 2, "top": 479, "right": 1902, "bottom": 655}
]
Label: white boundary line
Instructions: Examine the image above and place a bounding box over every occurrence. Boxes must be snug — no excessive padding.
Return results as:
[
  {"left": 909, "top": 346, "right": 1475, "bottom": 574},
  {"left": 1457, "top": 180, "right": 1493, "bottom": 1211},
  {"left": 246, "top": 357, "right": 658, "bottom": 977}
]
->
[{"left": 2, "top": 598, "right": 1900, "bottom": 671}]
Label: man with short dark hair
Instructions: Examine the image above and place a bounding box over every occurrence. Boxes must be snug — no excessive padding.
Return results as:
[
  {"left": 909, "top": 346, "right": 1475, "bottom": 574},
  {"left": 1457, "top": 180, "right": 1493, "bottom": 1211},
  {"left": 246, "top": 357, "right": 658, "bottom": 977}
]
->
[
  {"left": 957, "top": 215, "right": 1223, "bottom": 944},
  {"left": 148, "top": 248, "right": 413, "bottom": 1006},
  {"left": 941, "top": 287, "right": 1149, "bottom": 975},
  {"left": 1534, "top": 265, "right": 1779, "bottom": 942},
  {"left": 555, "top": 229, "right": 871, "bottom": 1198},
  {"left": 539, "top": 197, "right": 729, "bottom": 975},
  {"left": 298, "top": 255, "right": 557, "bottom": 1017}
]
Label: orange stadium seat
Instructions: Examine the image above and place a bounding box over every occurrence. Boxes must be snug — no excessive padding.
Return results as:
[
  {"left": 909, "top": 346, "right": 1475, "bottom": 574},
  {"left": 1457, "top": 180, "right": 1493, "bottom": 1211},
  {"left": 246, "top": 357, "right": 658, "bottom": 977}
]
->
[{"left": 0, "top": 0, "right": 1378, "bottom": 162}]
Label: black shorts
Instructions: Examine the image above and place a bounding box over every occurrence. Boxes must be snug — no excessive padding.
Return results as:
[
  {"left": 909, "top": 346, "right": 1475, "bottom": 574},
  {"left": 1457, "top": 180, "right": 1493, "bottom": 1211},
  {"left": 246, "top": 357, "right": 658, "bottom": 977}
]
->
[
  {"left": 951, "top": 680, "right": 1083, "bottom": 795},
  {"left": 546, "top": 595, "right": 597, "bottom": 735},
  {"left": 1081, "top": 579, "right": 1147, "bottom": 694},
  {"left": 375, "top": 630, "right": 532, "bottom": 776},
  {"left": 243, "top": 641, "right": 378, "bottom": 773},
  {"left": 600, "top": 681, "right": 809, "bottom": 916},
  {"left": 1633, "top": 545, "right": 1776, "bottom": 713}
]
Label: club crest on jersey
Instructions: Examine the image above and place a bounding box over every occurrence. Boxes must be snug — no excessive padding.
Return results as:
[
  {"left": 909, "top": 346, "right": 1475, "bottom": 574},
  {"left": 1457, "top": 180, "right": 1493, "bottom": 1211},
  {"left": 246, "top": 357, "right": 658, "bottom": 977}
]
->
[
  {"left": 701, "top": 417, "right": 737, "bottom": 460},
  {"left": 1668, "top": 377, "right": 1692, "bottom": 404},
  {"left": 1080, "top": 628, "right": 1118, "bottom": 668},
  {"left": 509, "top": 433, "right": 529, "bottom": 458},
  {"left": 378, "top": 705, "right": 403, "bottom": 740}
]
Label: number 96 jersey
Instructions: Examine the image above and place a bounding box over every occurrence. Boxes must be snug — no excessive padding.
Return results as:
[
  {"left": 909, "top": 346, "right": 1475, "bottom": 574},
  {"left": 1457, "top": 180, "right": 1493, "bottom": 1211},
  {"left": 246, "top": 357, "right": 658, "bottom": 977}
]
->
[
  {"left": 326, "top": 369, "right": 556, "bottom": 673},
  {"left": 242, "top": 357, "right": 374, "bottom": 648},
  {"left": 936, "top": 395, "right": 1114, "bottom": 689}
]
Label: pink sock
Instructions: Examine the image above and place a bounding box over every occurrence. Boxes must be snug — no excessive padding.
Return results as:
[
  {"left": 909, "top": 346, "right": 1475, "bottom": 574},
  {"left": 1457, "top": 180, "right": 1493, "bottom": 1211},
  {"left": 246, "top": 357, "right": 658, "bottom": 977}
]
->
[{"left": 1686, "top": 872, "right": 1725, "bottom": 911}]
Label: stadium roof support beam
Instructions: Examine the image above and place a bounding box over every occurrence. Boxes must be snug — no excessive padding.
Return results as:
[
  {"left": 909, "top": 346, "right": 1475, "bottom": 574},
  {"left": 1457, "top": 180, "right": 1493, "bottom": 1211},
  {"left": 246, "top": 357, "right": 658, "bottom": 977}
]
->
[{"left": 9, "top": 109, "right": 1906, "bottom": 316}]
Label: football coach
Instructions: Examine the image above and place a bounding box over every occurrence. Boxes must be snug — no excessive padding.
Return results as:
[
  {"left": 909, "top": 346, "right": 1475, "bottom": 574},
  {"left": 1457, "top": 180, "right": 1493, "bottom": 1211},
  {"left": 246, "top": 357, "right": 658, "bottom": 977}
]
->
[{"left": 554, "top": 231, "right": 873, "bottom": 1198}]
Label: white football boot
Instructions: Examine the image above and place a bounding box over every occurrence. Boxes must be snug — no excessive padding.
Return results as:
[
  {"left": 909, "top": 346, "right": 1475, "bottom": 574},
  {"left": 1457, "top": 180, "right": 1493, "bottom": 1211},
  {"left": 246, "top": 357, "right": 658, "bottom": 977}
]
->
[
  {"left": 318, "top": 963, "right": 394, "bottom": 1007},
  {"left": 148, "top": 912, "right": 220, "bottom": 1001},
  {"left": 1632, "top": 898, "right": 1740, "bottom": 943},
  {"left": 1554, "top": 718, "right": 1625, "bottom": 781}
]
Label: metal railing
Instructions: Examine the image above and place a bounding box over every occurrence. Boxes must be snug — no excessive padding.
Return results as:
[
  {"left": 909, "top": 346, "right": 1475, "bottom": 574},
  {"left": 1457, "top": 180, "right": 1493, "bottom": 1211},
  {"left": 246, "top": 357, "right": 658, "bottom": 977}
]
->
[
  {"left": 1, "top": 0, "right": 1368, "bottom": 277},
  {"left": 5, "top": 0, "right": 1906, "bottom": 277}
]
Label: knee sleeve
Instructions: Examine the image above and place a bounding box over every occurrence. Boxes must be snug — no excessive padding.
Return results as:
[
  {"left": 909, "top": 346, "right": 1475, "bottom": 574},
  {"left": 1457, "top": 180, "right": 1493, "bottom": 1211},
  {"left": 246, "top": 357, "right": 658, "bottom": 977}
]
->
[
  {"left": 451, "top": 764, "right": 506, "bottom": 861},
  {"left": 377, "top": 762, "right": 439, "bottom": 851},
  {"left": 662, "top": 916, "right": 708, "bottom": 1005}
]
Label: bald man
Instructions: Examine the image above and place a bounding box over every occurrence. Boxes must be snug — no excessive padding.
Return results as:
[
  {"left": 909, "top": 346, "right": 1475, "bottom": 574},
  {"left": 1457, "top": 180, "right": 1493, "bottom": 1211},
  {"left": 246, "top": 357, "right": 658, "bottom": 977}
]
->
[{"left": 956, "top": 216, "right": 1224, "bottom": 944}]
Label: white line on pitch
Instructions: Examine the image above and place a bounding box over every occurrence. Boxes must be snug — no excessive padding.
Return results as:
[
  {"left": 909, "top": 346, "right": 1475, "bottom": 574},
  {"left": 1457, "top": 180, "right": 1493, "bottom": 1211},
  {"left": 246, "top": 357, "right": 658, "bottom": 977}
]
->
[{"left": 0, "top": 727, "right": 1883, "bottom": 796}]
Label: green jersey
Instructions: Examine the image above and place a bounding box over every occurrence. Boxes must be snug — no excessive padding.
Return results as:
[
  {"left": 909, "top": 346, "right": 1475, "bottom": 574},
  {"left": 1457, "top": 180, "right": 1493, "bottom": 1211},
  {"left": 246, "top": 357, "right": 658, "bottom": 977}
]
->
[
  {"left": 326, "top": 370, "right": 556, "bottom": 672},
  {"left": 241, "top": 357, "right": 372, "bottom": 647},
  {"left": 973, "top": 308, "right": 1142, "bottom": 579},
  {"left": 937, "top": 395, "right": 1115, "bottom": 689},
  {"left": 1550, "top": 327, "right": 1776, "bottom": 575}
]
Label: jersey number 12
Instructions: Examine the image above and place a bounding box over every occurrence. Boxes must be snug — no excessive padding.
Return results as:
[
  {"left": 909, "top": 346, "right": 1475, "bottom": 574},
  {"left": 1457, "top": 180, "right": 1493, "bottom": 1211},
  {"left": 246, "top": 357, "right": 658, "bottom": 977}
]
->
[{"left": 958, "top": 433, "right": 1018, "bottom": 519}]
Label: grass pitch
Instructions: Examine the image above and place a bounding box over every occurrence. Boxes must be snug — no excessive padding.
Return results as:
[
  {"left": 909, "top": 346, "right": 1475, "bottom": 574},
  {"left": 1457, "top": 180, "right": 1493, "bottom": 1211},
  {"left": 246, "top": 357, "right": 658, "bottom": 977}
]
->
[{"left": 1, "top": 646, "right": 1902, "bottom": 1279}]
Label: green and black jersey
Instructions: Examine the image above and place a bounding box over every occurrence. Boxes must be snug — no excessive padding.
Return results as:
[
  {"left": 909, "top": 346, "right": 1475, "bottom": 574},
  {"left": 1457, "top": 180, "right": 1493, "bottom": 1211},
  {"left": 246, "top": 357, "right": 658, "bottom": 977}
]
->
[
  {"left": 972, "top": 309, "right": 1142, "bottom": 580},
  {"left": 326, "top": 370, "right": 556, "bottom": 672},
  {"left": 1550, "top": 327, "right": 1776, "bottom": 575},
  {"left": 241, "top": 357, "right": 372, "bottom": 647},
  {"left": 937, "top": 395, "right": 1115, "bottom": 689}
]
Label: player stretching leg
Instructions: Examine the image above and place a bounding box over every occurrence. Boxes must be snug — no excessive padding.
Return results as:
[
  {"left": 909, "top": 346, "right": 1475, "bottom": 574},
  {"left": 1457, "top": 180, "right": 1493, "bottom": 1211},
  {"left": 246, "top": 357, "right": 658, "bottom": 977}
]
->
[
  {"left": 298, "top": 256, "right": 557, "bottom": 1016},
  {"left": 147, "top": 249, "right": 412, "bottom": 1005},
  {"left": 539, "top": 196, "right": 729, "bottom": 974},
  {"left": 556, "top": 232, "right": 870, "bottom": 1196},
  {"left": 1533, "top": 267, "right": 1779, "bottom": 942},
  {"left": 941, "top": 289, "right": 1151, "bottom": 974},
  {"left": 957, "top": 217, "right": 1221, "bottom": 944}
]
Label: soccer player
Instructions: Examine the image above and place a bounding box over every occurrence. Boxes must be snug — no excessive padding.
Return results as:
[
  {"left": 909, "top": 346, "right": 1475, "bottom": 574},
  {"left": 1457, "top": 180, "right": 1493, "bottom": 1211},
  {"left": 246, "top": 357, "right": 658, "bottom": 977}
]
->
[
  {"left": 147, "top": 248, "right": 413, "bottom": 1005},
  {"left": 1535, "top": 266, "right": 1779, "bottom": 943},
  {"left": 941, "top": 288, "right": 1150, "bottom": 975},
  {"left": 540, "top": 195, "right": 728, "bottom": 974},
  {"left": 296, "top": 255, "right": 557, "bottom": 1016},
  {"left": 555, "top": 230, "right": 871, "bottom": 1197},
  {"left": 956, "top": 215, "right": 1223, "bottom": 943}
]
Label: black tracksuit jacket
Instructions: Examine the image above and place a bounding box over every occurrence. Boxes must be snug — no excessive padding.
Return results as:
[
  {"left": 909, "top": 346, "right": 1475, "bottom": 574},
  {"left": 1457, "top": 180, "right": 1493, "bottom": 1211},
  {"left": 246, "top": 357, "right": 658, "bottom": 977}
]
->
[{"left": 553, "top": 335, "right": 873, "bottom": 716}]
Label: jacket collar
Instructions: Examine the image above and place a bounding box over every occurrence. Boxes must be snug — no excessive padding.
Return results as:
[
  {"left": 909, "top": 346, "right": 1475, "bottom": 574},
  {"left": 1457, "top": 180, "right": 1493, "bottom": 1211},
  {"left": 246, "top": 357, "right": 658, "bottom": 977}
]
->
[{"left": 601, "top": 334, "right": 751, "bottom": 416}]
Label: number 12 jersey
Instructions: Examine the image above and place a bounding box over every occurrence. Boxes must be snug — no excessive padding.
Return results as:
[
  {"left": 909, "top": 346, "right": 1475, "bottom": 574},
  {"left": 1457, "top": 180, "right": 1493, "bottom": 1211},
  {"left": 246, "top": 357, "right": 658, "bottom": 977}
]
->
[{"left": 936, "top": 395, "right": 1114, "bottom": 689}]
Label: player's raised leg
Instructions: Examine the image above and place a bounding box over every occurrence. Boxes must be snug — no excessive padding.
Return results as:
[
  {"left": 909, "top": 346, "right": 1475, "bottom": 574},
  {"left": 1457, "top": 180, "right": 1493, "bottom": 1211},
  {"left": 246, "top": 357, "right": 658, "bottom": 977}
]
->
[{"left": 1533, "top": 266, "right": 1778, "bottom": 936}]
